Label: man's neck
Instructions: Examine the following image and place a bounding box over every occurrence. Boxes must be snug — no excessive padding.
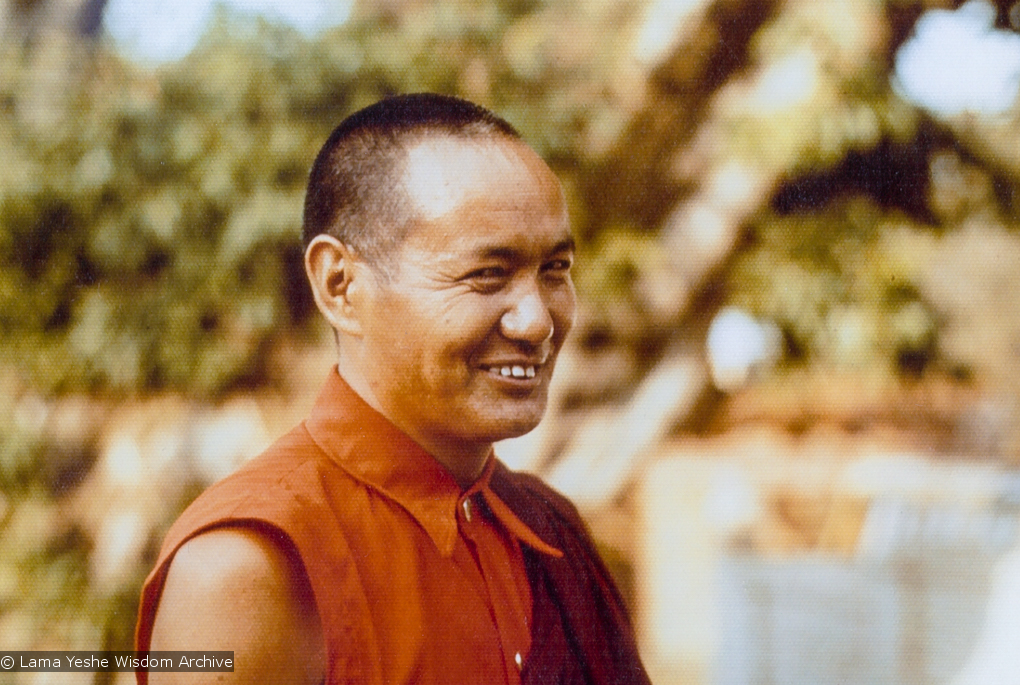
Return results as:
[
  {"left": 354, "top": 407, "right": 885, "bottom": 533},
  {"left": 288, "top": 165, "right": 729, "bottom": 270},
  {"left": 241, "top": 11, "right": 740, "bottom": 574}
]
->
[{"left": 334, "top": 362, "right": 491, "bottom": 490}]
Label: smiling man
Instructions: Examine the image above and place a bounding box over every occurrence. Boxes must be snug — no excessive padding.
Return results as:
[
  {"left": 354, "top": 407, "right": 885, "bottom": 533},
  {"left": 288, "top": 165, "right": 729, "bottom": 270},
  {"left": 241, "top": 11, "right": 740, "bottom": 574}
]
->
[{"left": 135, "top": 94, "right": 649, "bottom": 685}]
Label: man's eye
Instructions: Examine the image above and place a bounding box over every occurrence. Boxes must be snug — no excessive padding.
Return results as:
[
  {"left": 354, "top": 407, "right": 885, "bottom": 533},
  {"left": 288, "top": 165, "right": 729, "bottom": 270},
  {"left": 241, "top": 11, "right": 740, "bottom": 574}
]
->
[
  {"left": 464, "top": 267, "right": 509, "bottom": 293},
  {"left": 465, "top": 266, "right": 508, "bottom": 282},
  {"left": 542, "top": 259, "right": 572, "bottom": 275}
]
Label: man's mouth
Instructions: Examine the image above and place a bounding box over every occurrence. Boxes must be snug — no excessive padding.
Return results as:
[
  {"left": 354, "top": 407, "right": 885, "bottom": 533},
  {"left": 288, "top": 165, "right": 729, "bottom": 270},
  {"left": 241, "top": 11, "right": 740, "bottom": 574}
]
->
[{"left": 484, "top": 364, "right": 538, "bottom": 379}]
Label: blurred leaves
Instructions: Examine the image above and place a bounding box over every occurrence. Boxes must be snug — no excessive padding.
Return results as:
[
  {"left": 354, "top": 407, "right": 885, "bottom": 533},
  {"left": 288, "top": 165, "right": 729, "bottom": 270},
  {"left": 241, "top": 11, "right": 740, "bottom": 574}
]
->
[
  {"left": 0, "top": 37, "right": 318, "bottom": 395},
  {"left": 729, "top": 198, "right": 939, "bottom": 376}
]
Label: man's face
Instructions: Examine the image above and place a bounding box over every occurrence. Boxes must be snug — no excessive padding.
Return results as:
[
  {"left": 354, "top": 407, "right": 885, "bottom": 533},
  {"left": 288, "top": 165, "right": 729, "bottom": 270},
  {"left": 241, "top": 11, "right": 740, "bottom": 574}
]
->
[{"left": 354, "top": 136, "right": 575, "bottom": 456}]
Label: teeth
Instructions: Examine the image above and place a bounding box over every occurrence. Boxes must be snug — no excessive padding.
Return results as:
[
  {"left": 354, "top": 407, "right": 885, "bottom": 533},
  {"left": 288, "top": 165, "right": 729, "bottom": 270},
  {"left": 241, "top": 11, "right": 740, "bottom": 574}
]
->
[{"left": 489, "top": 365, "right": 538, "bottom": 379}]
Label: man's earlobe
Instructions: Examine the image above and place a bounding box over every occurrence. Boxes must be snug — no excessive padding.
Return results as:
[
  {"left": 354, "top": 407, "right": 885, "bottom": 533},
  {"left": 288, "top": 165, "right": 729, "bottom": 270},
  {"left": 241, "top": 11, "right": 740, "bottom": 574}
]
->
[{"left": 304, "top": 235, "right": 364, "bottom": 337}]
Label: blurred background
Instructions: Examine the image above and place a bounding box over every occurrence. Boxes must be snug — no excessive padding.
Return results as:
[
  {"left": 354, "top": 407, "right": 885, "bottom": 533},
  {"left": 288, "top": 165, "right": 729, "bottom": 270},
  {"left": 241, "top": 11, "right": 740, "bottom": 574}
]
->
[{"left": 2, "top": 0, "right": 1020, "bottom": 682}]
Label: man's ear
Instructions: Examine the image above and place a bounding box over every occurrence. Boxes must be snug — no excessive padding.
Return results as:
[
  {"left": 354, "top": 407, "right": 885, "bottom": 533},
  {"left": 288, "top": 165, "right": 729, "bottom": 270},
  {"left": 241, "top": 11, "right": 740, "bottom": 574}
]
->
[{"left": 304, "top": 235, "right": 367, "bottom": 337}]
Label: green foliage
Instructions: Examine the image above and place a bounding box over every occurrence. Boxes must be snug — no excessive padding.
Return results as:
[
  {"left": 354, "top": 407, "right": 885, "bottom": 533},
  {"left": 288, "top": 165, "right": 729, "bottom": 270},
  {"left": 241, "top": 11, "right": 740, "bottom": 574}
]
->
[
  {"left": 730, "top": 199, "right": 938, "bottom": 375},
  {"left": 574, "top": 224, "right": 681, "bottom": 338},
  {"left": 1, "top": 41, "right": 313, "bottom": 395}
]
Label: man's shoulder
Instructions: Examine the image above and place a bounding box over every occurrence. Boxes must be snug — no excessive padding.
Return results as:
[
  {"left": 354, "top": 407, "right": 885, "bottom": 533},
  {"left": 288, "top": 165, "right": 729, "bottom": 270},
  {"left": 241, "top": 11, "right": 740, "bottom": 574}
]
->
[
  {"left": 158, "top": 526, "right": 305, "bottom": 597},
  {"left": 200, "top": 423, "right": 316, "bottom": 488},
  {"left": 146, "top": 525, "right": 326, "bottom": 684},
  {"left": 159, "top": 423, "right": 338, "bottom": 549}
]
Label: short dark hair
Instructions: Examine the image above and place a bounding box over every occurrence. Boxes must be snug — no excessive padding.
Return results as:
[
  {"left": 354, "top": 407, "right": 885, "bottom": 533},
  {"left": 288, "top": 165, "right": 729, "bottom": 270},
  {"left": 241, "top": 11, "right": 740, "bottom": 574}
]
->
[{"left": 302, "top": 93, "right": 520, "bottom": 263}]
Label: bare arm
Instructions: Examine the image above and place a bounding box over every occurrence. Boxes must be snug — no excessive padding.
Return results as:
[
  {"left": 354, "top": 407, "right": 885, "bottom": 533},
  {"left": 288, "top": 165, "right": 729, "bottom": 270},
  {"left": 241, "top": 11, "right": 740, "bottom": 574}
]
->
[{"left": 148, "top": 527, "right": 326, "bottom": 684}]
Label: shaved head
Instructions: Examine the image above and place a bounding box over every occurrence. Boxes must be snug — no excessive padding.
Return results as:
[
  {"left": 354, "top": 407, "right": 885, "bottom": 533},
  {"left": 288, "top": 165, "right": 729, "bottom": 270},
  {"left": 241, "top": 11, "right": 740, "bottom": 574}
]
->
[{"left": 302, "top": 93, "right": 521, "bottom": 266}]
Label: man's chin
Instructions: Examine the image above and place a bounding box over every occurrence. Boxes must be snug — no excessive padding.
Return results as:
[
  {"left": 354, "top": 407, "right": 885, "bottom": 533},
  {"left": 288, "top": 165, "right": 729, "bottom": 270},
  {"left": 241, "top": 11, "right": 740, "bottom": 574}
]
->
[
  {"left": 469, "top": 406, "right": 547, "bottom": 444},
  {"left": 491, "top": 420, "right": 542, "bottom": 443}
]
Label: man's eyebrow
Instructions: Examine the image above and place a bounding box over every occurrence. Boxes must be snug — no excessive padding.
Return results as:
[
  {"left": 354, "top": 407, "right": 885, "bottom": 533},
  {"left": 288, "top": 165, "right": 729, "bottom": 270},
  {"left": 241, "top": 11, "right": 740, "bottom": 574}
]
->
[
  {"left": 472, "top": 238, "right": 576, "bottom": 261},
  {"left": 552, "top": 237, "right": 576, "bottom": 254}
]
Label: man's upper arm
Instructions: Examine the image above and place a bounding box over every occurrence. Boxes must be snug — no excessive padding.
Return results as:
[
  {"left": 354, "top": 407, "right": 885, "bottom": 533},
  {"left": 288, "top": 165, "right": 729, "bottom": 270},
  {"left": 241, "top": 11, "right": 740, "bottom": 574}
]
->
[{"left": 148, "top": 527, "right": 326, "bottom": 684}]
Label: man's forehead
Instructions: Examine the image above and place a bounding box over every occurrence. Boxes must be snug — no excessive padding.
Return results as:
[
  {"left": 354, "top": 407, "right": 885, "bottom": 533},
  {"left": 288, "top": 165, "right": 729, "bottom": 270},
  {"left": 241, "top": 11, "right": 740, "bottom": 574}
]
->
[{"left": 402, "top": 135, "right": 560, "bottom": 221}]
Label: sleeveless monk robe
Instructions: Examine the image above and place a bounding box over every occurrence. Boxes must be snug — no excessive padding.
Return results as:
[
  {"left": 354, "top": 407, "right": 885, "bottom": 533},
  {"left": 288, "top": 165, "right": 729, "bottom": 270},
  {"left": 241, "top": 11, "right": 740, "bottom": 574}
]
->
[{"left": 136, "top": 369, "right": 650, "bottom": 685}]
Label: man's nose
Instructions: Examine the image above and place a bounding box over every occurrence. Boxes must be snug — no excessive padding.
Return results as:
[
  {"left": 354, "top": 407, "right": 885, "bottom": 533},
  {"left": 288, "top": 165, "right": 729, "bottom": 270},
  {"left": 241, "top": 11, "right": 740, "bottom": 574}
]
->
[{"left": 500, "top": 286, "right": 554, "bottom": 345}]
